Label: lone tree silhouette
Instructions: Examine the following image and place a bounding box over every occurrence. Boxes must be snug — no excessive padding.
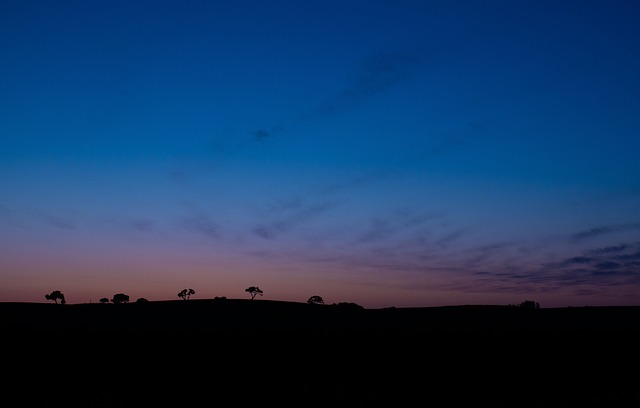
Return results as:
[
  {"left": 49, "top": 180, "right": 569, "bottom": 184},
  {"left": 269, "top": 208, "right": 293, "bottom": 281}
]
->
[
  {"left": 307, "top": 295, "right": 324, "bottom": 305},
  {"left": 45, "top": 290, "right": 66, "bottom": 304},
  {"left": 111, "top": 293, "right": 130, "bottom": 304},
  {"left": 178, "top": 288, "right": 195, "bottom": 300},
  {"left": 245, "top": 286, "right": 263, "bottom": 300},
  {"left": 99, "top": 297, "right": 109, "bottom": 304}
]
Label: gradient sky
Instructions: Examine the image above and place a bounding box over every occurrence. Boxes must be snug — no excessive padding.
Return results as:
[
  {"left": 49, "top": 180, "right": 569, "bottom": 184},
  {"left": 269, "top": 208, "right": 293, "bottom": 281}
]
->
[{"left": 2, "top": 0, "right": 640, "bottom": 308}]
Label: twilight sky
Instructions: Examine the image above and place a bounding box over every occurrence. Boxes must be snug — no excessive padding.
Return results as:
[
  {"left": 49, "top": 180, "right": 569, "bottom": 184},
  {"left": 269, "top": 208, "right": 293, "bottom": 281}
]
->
[{"left": 1, "top": 0, "right": 639, "bottom": 308}]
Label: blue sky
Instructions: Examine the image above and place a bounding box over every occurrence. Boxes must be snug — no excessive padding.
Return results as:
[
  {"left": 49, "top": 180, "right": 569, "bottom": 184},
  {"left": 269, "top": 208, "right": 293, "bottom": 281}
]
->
[{"left": 1, "top": 0, "right": 639, "bottom": 307}]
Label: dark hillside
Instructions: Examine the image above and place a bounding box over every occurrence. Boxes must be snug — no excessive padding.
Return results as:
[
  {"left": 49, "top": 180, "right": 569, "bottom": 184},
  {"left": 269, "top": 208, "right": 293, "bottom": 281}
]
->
[
  {"left": 2, "top": 299, "right": 640, "bottom": 334},
  {"left": 3, "top": 301, "right": 640, "bottom": 407}
]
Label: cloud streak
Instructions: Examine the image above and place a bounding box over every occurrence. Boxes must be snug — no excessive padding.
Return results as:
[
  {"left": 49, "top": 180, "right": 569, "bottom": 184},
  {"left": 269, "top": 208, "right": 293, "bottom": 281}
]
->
[
  {"left": 571, "top": 223, "right": 640, "bottom": 241},
  {"left": 244, "top": 51, "right": 423, "bottom": 144},
  {"left": 181, "top": 215, "right": 220, "bottom": 239},
  {"left": 316, "top": 52, "right": 422, "bottom": 115},
  {"left": 252, "top": 200, "right": 334, "bottom": 240}
]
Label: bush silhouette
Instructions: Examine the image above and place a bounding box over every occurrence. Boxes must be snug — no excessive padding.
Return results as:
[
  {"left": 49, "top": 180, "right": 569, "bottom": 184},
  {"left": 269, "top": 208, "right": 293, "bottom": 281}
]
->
[
  {"left": 45, "top": 290, "right": 66, "bottom": 304},
  {"left": 307, "top": 295, "right": 324, "bottom": 305},
  {"left": 332, "top": 302, "right": 363, "bottom": 310},
  {"left": 111, "top": 293, "right": 130, "bottom": 304}
]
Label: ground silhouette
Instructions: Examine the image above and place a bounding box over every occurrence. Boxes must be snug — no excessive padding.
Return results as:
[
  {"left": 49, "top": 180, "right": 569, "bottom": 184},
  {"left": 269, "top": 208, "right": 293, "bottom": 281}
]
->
[{"left": 3, "top": 300, "right": 639, "bottom": 407}]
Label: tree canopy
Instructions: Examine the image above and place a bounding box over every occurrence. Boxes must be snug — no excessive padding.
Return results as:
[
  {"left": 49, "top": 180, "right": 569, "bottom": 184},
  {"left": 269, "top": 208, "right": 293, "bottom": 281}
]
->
[
  {"left": 45, "top": 290, "right": 66, "bottom": 304},
  {"left": 245, "top": 286, "right": 263, "bottom": 300},
  {"left": 111, "top": 293, "right": 130, "bottom": 304},
  {"left": 307, "top": 295, "right": 324, "bottom": 305},
  {"left": 178, "top": 288, "right": 195, "bottom": 300}
]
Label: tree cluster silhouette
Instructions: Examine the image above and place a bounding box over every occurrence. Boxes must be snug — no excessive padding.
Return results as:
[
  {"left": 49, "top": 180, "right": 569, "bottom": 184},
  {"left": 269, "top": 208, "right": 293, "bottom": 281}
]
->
[
  {"left": 45, "top": 287, "right": 540, "bottom": 309},
  {"left": 518, "top": 300, "right": 540, "bottom": 308},
  {"left": 178, "top": 288, "right": 195, "bottom": 300}
]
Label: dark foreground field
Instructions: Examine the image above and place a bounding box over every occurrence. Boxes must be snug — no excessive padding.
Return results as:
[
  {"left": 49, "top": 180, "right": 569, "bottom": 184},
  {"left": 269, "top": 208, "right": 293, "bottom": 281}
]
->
[{"left": 3, "top": 300, "right": 640, "bottom": 407}]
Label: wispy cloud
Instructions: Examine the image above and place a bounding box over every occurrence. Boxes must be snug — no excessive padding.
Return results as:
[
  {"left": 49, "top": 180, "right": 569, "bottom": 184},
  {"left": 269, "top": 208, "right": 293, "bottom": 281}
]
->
[
  {"left": 244, "top": 51, "right": 423, "bottom": 144},
  {"left": 130, "top": 219, "right": 155, "bottom": 232},
  {"left": 316, "top": 52, "right": 421, "bottom": 115},
  {"left": 320, "top": 172, "right": 387, "bottom": 195},
  {"left": 42, "top": 214, "right": 77, "bottom": 230},
  {"left": 250, "top": 126, "right": 283, "bottom": 141},
  {"left": 181, "top": 215, "right": 220, "bottom": 239},
  {"left": 252, "top": 129, "right": 271, "bottom": 140},
  {"left": 561, "top": 256, "right": 592, "bottom": 265},
  {"left": 586, "top": 244, "right": 628, "bottom": 255},
  {"left": 352, "top": 211, "right": 441, "bottom": 245},
  {"left": 524, "top": 241, "right": 640, "bottom": 288},
  {"left": 571, "top": 223, "right": 640, "bottom": 241},
  {"left": 252, "top": 200, "right": 334, "bottom": 240}
]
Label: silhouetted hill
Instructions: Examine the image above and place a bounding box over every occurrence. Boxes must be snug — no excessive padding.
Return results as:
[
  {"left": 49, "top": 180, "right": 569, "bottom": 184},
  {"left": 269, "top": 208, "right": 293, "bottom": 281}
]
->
[
  {"left": 2, "top": 299, "right": 640, "bottom": 334},
  {"left": 4, "top": 300, "right": 640, "bottom": 407}
]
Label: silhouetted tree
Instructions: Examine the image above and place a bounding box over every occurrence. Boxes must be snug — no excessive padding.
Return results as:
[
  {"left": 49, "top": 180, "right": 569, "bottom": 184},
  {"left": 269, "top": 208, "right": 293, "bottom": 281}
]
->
[
  {"left": 332, "top": 302, "right": 364, "bottom": 310},
  {"left": 99, "top": 297, "right": 109, "bottom": 304},
  {"left": 45, "top": 290, "right": 66, "bottom": 304},
  {"left": 307, "top": 295, "right": 324, "bottom": 305},
  {"left": 178, "top": 288, "right": 195, "bottom": 300},
  {"left": 111, "top": 293, "right": 130, "bottom": 304},
  {"left": 245, "top": 286, "right": 263, "bottom": 300},
  {"left": 519, "top": 300, "right": 540, "bottom": 309},
  {"left": 136, "top": 298, "right": 149, "bottom": 303}
]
